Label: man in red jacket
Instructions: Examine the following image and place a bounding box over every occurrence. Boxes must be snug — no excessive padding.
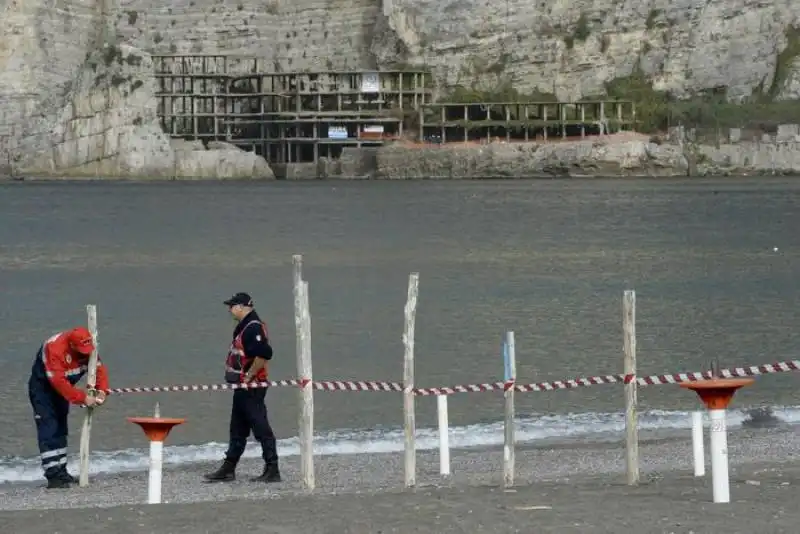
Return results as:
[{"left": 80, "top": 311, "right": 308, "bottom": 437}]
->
[{"left": 28, "top": 326, "right": 110, "bottom": 489}]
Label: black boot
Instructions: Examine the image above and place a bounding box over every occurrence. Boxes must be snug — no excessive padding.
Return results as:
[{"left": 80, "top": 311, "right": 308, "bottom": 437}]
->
[
  {"left": 204, "top": 459, "right": 236, "bottom": 482},
  {"left": 46, "top": 475, "right": 72, "bottom": 489},
  {"left": 46, "top": 468, "right": 74, "bottom": 489},
  {"left": 250, "top": 463, "right": 281, "bottom": 483}
]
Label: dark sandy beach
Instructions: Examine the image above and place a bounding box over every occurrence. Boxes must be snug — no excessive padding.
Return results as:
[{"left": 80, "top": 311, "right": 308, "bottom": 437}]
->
[
  {"left": 2, "top": 425, "right": 799, "bottom": 533},
  {"left": 4, "top": 178, "right": 800, "bottom": 533},
  {"left": 4, "top": 464, "right": 800, "bottom": 534}
]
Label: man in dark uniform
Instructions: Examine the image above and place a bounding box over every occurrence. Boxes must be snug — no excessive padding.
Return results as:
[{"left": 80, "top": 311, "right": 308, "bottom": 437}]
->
[{"left": 204, "top": 292, "right": 281, "bottom": 483}]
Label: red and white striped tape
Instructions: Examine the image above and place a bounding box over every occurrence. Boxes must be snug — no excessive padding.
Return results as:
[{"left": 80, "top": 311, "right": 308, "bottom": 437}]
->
[
  {"left": 312, "top": 380, "right": 403, "bottom": 392},
  {"left": 513, "top": 374, "right": 629, "bottom": 393},
  {"left": 108, "top": 379, "right": 301, "bottom": 394},
  {"left": 413, "top": 380, "right": 515, "bottom": 396},
  {"left": 106, "top": 360, "right": 800, "bottom": 397},
  {"left": 637, "top": 360, "right": 800, "bottom": 384},
  {"left": 107, "top": 378, "right": 403, "bottom": 395}
]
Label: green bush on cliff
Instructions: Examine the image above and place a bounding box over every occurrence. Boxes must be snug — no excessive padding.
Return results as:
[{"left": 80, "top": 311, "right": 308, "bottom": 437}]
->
[
  {"left": 769, "top": 26, "right": 800, "bottom": 98},
  {"left": 600, "top": 62, "right": 800, "bottom": 134},
  {"left": 435, "top": 23, "right": 800, "bottom": 136},
  {"left": 602, "top": 70, "right": 670, "bottom": 133},
  {"left": 594, "top": 27, "right": 800, "bottom": 134},
  {"left": 441, "top": 83, "right": 558, "bottom": 104}
]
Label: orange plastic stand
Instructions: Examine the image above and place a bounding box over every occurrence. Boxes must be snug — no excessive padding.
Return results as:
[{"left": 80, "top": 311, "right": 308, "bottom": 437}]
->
[
  {"left": 680, "top": 378, "right": 755, "bottom": 410},
  {"left": 128, "top": 417, "right": 186, "bottom": 442}
]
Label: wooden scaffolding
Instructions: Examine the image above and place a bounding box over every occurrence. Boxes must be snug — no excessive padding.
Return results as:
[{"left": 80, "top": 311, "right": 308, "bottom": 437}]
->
[
  {"left": 153, "top": 55, "right": 433, "bottom": 164},
  {"left": 418, "top": 101, "right": 637, "bottom": 143}
]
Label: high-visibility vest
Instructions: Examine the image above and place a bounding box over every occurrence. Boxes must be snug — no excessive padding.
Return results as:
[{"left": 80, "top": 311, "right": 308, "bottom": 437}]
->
[{"left": 224, "top": 320, "right": 268, "bottom": 384}]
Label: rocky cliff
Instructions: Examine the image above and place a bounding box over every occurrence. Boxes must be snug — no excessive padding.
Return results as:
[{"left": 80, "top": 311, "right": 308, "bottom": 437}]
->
[
  {"left": 372, "top": 133, "right": 800, "bottom": 179},
  {"left": 112, "top": 0, "right": 800, "bottom": 101},
  {"left": 373, "top": 0, "right": 800, "bottom": 101},
  {"left": 38, "top": 43, "right": 273, "bottom": 179},
  {"left": 1, "top": 0, "right": 800, "bottom": 178},
  {"left": 0, "top": 0, "right": 274, "bottom": 178}
]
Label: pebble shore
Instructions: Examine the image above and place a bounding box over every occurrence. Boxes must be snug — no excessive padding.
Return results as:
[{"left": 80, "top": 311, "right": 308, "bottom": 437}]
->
[{"left": 1, "top": 425, "right": 798, "bottom": 516}]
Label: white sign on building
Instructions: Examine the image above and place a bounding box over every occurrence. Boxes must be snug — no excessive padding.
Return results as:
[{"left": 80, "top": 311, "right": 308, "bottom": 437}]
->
[
  {"left": 361, "top": 72, "right": 379, "bottom": 93},
  {"left": 328, "top": 125, "right": 348, "bottom": 139}
]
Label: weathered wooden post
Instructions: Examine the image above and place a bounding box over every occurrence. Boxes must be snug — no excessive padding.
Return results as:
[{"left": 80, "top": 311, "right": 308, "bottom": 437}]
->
[
  {"left": 623, "top": 290, "right": 639, "bottom": 485},
  {"left": 293, "top": 254, "right": 315, "bottom": 490},
  {"left": 403, "top": 272, "right": 420, "bottom": 487},
  {"left": 78, "top": 304, "right": 99, "bottom": 487},
  {"left": 503, "top": 330, "right": 516, "bottom": 488}
]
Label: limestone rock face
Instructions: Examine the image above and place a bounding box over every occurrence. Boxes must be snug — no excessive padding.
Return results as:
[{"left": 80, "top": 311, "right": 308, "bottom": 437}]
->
[
  {"left": 173, "top": 140, "right": 274, "bottom": 179},
  {"left": 699, "top": 140, "right": 800, "bottom": 175},
  {"left": 371, "top": 0, "right": 800, "bottom": 101},
  {"left": 21, "top": 44, "right": 273, "bottom": 179},
  {"left": 3, "top": 0, "right": 800, "bottom": 177},
  {"left": 109, "top": 0, "right": 800, "bottom": 100},
  {"left": 375, "top": 136, "right": 688, "bottom": 178},
  {"left": 777, "top": 57, "right": 800, "bottom": 100},
  {"left": 370, "top": 135, "right": 800, "bottom": 178},
  {"left": 115, "top": 0, "right": 382, "bottom": 70},
  {"left": 41, "top": 44, "right": 173, "bottom": 177},
  {"left": 0, "top": 0, "right": 108, "bottom": 165}
]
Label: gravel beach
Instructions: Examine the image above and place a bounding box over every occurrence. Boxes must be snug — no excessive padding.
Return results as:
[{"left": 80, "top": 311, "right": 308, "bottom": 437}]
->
[{"left": 1, "top": 424, "right": 799, "bottom": 532}]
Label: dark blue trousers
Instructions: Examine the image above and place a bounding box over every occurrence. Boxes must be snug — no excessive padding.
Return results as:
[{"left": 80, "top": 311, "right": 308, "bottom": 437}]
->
[
  {"left": 224, "top": 388, "right": 278, "bottom": 466},
  {"left": 28, "top": 376, "right": 70, "bottom": 480}
]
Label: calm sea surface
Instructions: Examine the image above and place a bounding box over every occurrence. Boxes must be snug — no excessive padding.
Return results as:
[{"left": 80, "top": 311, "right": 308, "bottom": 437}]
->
[{"left": 2, "top": 178, "right": 800, "bottom": 459}]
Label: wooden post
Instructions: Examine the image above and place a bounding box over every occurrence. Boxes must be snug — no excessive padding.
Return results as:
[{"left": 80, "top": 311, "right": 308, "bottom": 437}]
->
[
  {"left": 403, "top": 272, "right": 420, "bottom": 487},
  {"left": 623, "top": 290, "right": 639, "bottom": 485},
  {"left": 78, "top": 304, "right": 99, "bottom": 487},
  {"left": 503, "top": 331, "right": 516, "bottom": 488},
  {"left": 292, "top": 253, "right": 303, "bottom": 294},
  {"left": 293, "top": 255, "right": 314, "bottom": 490},
  {"left": 300, "top": 281, "right": 314, "bottom": 489}
]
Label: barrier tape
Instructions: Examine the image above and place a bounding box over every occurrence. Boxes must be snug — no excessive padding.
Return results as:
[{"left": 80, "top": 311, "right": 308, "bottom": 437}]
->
[
  {"left": 108, "top": 379, "right": 301, "bottom": 394},
  {"left": 414, "top": 380, "right": 515, "bottom": 396},
  {"left": 106, "top": 359, "right": 800, "bottom": 397},
  {"left": 514, "top": 374, "right": 628, "bottom": 393},
  {"left": 642, "top": 360, "right": 800, "bottom": 383},
  {"left": 108, "top": 379, "right": 403, "bottom": 394}
]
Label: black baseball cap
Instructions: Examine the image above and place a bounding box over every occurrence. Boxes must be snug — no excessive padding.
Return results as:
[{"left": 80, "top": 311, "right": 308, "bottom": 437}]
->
[{"left": 224, "top": 292, "right": 254, "bottom": 307}]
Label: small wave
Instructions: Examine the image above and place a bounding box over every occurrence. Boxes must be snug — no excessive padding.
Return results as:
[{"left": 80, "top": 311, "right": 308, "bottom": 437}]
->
[{"left": 1, "top": 406, "right": 796, "bottom": 483}]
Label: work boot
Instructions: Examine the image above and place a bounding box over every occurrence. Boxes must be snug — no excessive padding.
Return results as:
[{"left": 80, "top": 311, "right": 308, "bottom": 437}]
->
[
  {"left": 204, "top": 459, "right": 236, "bottom": 482},
  {"left": 250, "top": 463, "right": 281, "bottom": 483},
  {"left": 46, "top": 476, "right": 72, "bottom": 489}
]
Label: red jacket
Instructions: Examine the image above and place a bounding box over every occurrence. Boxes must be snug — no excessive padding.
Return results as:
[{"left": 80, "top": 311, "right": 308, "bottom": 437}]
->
[{"left": 41, "top": 332, "right": 109, "bottom": 405}]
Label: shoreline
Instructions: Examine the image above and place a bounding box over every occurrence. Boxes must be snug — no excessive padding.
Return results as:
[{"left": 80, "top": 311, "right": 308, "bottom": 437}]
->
[
  {"left": 0, "top": 420, "right": 778, "bottom": 486},
  {"left": 1, "top": 424, "right": 797, "bottom": 511},
  {"left": 8, "top": 133, "right": 800, "bottom": 180},
  {"left": 3, "top": 172, "right": 800, "bottom": 183},
  {"left": 1, "top": 427, "right": 799, "bottom": 533}
]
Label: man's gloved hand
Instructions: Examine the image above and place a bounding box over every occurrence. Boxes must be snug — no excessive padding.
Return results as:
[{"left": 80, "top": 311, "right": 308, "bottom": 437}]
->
[{"left": 82, "top": 389, "right": 107, "bottom": 408}]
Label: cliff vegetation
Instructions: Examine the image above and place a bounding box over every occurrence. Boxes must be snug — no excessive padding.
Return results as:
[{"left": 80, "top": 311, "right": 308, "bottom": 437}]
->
[{"left": 404, "top": 28, "right": 800, "bottom": 137}]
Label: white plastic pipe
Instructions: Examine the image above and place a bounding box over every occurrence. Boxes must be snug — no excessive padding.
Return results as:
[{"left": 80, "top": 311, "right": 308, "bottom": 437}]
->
[
  {"left": 148, "top": 440, "right": 164, "bottom": 504},
  {"left": 709, "top": 408, "right": 729, "bottom": 503},
  {"left": 437, "top": 395, "right": 450, "bottom": 475},
  {"left": 692, "top": 411, "right": 705, "bottom": 477}
]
